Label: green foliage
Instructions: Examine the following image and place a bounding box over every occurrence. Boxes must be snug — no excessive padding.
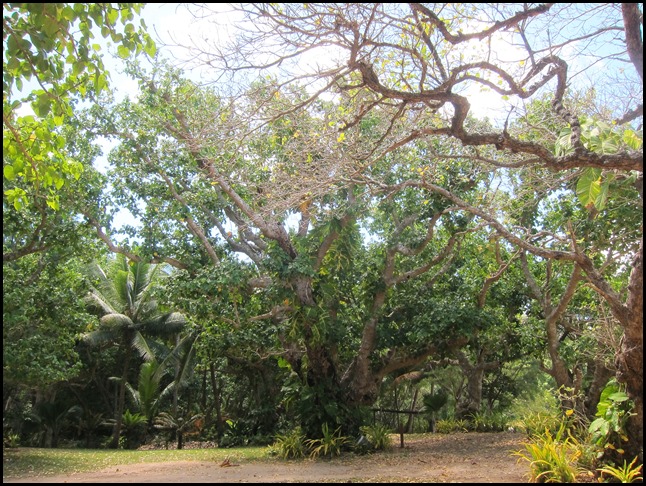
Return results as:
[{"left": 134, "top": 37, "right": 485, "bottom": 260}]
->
[
  {"left": 305, "top": 423, "right": 350, "bottom": 459},
  {"left": 3, "top": 255, "right": 94, "bottom": 388},
  {"left": 279, "top": 370, "right": 364, "bottom": 440},
  {"left": 513, "top": 423, "right": 582, "bottom": 483},
  {"left": 82, "top": 254, "right": 189, "bottom": 448},
  {"left": 154, "top": 411, "right": 204, "bottom": 449},
  {"left": 359, "top": 423, "right": 393, "bottom": 451},
  {"left": 270, "top": 427, "right": 307, "bottom": 459},
  {"left": 4, "top": 433, "right": 21, "bottom": 448},
  {"left": 83, "top": 254, "right": 188, "bottom": 353},
  {"left": 509, "top": 389, "right": 562, "bottom": 437},
  {"left": 121, "top": 409, "right": 147, "bottom": 429},
  {"left": 435, "top": 418, "right": 469, "bottom": 434},
  {"left": 25, "top": 401, "right": 82, "bottom": 448},
  {"left": 467, "top": 410, "right": 509, "bottom": 432},
  {"left": 218, "top": 419, "right": 251, "bottom": 448},
  {"left": 3, "top": 3, "right": 155, "bottom": 209},
  {"left": 517, "top": 411, "right": 563, "bottom": 438},
  {"left": 598, "top": 456, "right": 643, "bottom": 483},
  {"left": 555, "top": 117, "right": 643, "bottom": 211},
  {"left": 588, "top": 379, "right": 634, "bottom": 463},
  {"left": 118, "top": 409, "right": 147, "bottom": 449},
  {"left": 422, "top": 390, "right": 448, "bottom": 414},
  {"left": 126, "top": 361, "right": 167, "bottom": 423}
]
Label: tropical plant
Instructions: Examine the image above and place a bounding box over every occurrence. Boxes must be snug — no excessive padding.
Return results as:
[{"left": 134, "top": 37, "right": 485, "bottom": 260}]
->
[
  {"left": 422, "top": 389, "right": 448, "bottom": 432},
  {"left": 74, "top": 409, "right": 106, "bottom": 448},
  {"left": 305, "top": 423, "right": 350, "bottom": 459},
  {"left": 468, "top": 410, "right": 509, "bottom": 432},
  {"left": 513, "top": 423, "right": 582, "bottom": 483},
  {"left": 271, "top": 427, "right": 307, "bottom": 459},
  {"left": 588, "top": 379, "right": 634, "bottom": 464},
  {"left": 125, "top": 331, "right": 198, "bottom": 427},
  {"left": 82, "top": 254, "right": 188, "bottom": 448},
  {"left": 435, "top": 418, "right": 469, "bottom": 434},
  {"left": 359, "top": 423, "right": 392, "bottom": 451},
  {"left": 125, "top": 360, "right": 169, "bottom": 426},
  {"left": 3, "top": 433, "right": 20, "bottom": 448},
  {"left": 117, "top": 409, "right": 147, "bottom": 449},
  {"left": 598, "top": 456, "right": 643, "bottom": 483},
  {"left": 25, "top": 401, "right": 82, "bottom": 448},
  {"left": 154, "top": 411, "right": 204, "bottom": 450}
]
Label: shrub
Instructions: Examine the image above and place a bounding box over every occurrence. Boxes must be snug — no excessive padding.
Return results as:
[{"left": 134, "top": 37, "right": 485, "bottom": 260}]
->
[
  {"left": 513, "top": 423, "right": 582, "bottom": 483},
  {"left": 588, "top": 379, "right": 634, "bottom": 465},
  {"left": 435, "top": 418, "right": 468, "bottom": 434},
  {"left": 271, "top": 427, "right": 307, "bottom": 459},
  {"left": 598, "top": 456, "right": 643, "bottom": 483},
  {"left": 305, "top": 423, "right": 349, "bottom": 459},
  {"left": 359, "top": 423, "right": 392, "bottom": 451},
  {"left": 3, "top": 433, "right": 20, "bottom": 448},
  {"left": 468, "top": 411, "right": 508, "bottom": 432}
]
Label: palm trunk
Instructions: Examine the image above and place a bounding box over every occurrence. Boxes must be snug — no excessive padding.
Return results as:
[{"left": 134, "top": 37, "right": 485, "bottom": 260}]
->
[{"left": 110, "top": 342, "right": 132, "bottom": 449}]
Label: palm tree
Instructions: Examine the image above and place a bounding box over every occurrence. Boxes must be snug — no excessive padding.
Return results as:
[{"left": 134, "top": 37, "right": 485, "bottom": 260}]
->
[
  {"left": 126, "top": 331, "right": 199, "bottom": 428},
  {"left": 82, "top": 254, "right": 188, "bottom": 448}
]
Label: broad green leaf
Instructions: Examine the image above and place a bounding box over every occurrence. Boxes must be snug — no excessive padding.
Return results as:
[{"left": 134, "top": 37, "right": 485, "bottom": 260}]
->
[
  {"left": 4, "top": 165, "right": 16, "bottom": 180},
  {"left": 117, "top": 45, "right": 131, "bottom": 59},
  {"left": 576, "top": 168, "right": 601, "bottom": 209},
  {"left": 623, "top": 129, "right": 643, "bottom": 150},
  {"left": 46, "top": 198, "right": 60, "bottom": 210},
  {"left": 144, "top": 37, "right": 156, "bottom": 57}
]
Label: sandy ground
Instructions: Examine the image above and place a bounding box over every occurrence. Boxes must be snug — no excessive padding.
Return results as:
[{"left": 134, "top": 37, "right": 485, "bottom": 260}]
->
[{"left": 3, "top": 431, "right": 530, "bottom": 483}]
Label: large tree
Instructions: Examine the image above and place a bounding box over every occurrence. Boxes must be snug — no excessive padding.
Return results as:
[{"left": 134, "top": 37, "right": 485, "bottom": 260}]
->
[
  {"left": 168, "top": 3, "right": 642, "bottom": 458},
  {"left": 81, "top": 64, "right": 509, "bottom": 436}
]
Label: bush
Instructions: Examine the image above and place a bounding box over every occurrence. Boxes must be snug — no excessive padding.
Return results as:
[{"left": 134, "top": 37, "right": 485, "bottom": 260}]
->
[
  {"left": 513, "top": 423, "right": 582, "bottom": 483},
  {"left": 588, "top": 379, "right": 634, "bottom": 466},
  {"left": 270, "top": 427, "right": 307, "bottom": 459},
  {"left": 435, "top": 418, "right": 468, "bottom": 434},
  {"left": 359, "top": 423, "right": 392, "bottom": 451},
  {"left": 598, "top": 456, "right": 643, "bottom": 483},
  {"left": 468, "top": 411, "right": 508, "bottom": 432},
  {"left": 305, "top": 423, "right": 349, "bottom": 459}
]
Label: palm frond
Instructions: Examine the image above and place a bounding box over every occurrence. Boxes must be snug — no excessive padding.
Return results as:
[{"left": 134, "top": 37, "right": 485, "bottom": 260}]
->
[
  {"left": 157, "top": 381, "right": 181, "bottom": 409},
  {"left": 131, "top": 260, "right": 153, "bottom": 300},
  {"left": 173, "top": 334, "right": 198, "bottom": 389},
  {"left": 132, "top": 264, "right": 160, "bottom": 319},
  {"left": 114, "top": 270, "right": 132, "bottom": 310},
  {"left": 137, "top": 361, "right": 165, "bottom": 419},
  {"left": 131, "top": 331, "right": 155, "bottom": 362},
  {"left": 125, "top": 381, "right": 142, "bottom": 412},
  {"left": 89, "top": 262, "right": 122, "bottom": 308},
  {"left": 160, "top": 331, "right": 197, "bottom": 369},
  {"left": 145, "top": 339, "right": 171, "bottom": 363},
  {"left": 100, "top": 313, "right": 135, "bottom": 330},
  {"left": 85, "top": 289, "right": 119, "bottom": 315},
  {"left": 82, "top": 329, "right": 121, "bottom": 347},
  {"left": 143, "top": 312, "right": 188, "bottom": 335}
]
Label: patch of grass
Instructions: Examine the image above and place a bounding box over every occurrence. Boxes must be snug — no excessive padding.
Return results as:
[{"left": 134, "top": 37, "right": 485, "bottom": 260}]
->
[{"left": 2, "top": 446, "right": 270, "bottom": 479}]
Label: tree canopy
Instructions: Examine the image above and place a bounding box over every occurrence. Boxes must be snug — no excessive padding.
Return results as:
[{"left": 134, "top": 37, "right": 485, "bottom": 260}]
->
[{"left": 3, "top": 2, "right": 643, "bottom": 466}]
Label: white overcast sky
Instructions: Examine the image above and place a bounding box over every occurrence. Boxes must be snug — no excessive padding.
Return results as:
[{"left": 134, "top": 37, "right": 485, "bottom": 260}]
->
[{"left": 110, "top": 3, "right": 515, "bottom": 117}]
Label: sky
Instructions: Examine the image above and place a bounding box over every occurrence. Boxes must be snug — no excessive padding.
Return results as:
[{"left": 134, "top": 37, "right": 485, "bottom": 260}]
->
[{"left": 110, "top": 3, "right": 515, "bottom": 115}]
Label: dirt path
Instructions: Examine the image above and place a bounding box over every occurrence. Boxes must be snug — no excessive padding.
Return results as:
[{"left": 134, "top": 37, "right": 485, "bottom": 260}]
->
[{"left": 3, "top": 432, "right": 529, "bottom": 483}]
